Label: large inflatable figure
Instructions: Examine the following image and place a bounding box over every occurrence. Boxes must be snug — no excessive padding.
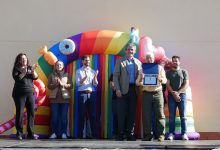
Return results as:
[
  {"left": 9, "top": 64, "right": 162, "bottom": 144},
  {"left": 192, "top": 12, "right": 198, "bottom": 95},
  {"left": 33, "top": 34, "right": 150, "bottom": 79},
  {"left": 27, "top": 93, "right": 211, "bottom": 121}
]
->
[{"left": 0, "top": 27, "right": 199, "bottom": 139}]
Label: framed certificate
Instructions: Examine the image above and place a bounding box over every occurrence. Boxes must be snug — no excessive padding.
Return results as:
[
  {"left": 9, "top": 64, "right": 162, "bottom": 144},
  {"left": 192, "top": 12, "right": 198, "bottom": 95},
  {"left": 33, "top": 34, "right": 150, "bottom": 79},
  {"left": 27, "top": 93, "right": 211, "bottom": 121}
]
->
[{"left": 143, "top": 74, "right": 158, "bottom": 86}]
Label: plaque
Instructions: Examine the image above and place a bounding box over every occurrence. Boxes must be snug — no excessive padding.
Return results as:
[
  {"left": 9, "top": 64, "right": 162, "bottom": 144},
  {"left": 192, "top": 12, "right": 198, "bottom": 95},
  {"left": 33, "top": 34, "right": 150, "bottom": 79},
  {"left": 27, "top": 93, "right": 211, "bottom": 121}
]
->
[{"left": 143, "top": 74, "right": 158, "bottom": 86}]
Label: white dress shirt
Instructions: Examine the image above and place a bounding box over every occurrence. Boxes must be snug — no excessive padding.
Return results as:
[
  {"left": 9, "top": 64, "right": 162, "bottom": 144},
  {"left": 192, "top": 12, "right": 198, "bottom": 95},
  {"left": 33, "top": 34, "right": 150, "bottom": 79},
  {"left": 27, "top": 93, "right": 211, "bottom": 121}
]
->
[{"left": 75, "top": 66, "right": 98, "bottom": 92}]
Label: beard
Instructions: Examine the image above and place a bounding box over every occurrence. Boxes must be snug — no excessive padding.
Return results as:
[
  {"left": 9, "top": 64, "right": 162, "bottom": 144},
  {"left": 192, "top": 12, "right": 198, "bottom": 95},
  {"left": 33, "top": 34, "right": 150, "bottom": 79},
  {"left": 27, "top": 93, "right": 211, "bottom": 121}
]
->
[{"left": 172, "top": 64, "right": 178, "bottom": 69}]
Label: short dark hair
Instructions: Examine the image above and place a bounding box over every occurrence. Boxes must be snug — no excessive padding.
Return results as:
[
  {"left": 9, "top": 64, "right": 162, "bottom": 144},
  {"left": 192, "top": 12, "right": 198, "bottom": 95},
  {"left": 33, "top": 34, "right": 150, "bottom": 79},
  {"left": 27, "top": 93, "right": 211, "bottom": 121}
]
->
[
  {"left": 172, "top": 55, "right": 180, "bottom": 60},
  {"left": 82, "top": 55, "right": 90, "bottom": 61},
  {"left": 126, "top": 42, "right": 136, "bottom": 50}
]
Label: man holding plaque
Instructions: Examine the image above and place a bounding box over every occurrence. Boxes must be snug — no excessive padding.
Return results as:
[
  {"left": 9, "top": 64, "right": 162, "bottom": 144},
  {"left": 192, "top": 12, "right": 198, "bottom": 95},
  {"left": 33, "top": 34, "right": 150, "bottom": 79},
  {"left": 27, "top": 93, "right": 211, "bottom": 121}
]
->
[
  {"left": 113, "top": 43, "right": 142, "bottom": 141},
  {"left": 166, "top": 56, "right": 189, "bottom": 140},
  {"left": 136, "top": 52, "right": 166, "bottom": 142}
]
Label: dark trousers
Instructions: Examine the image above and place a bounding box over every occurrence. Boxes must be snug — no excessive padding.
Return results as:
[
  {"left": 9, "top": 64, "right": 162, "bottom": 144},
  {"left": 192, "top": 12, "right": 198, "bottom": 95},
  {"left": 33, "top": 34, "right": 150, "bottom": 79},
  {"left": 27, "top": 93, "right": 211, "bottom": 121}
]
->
[
  {"left": 12, "top": 92, "right": 35, "bottom": 136},
  {"left": 142, "top": 90, "right": 165, "bottom": 138},
  {"left": 112, "top": 99, "right": 118, "bottom": 136},
  {"left": 117, "top": 85, "right": 137, "bottom": 137},
  {"left": 78, "top": 92, "right": 96, "bottom": 138},
  {"left": 50, "top": 103, "right": 69, "bottom": 135}
]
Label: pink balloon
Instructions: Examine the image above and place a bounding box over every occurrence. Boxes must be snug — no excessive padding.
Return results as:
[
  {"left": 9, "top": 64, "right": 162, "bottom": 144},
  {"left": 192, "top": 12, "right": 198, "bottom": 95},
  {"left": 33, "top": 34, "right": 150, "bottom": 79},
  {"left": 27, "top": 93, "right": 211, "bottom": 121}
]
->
[
  {"left": 154, "top": 46, "right": 165, "bottom": 62},
  {"left": 0, "top": 113, "right": 27, "bottom": 134},
  {"left": 163, "top": 58, "right": 173, "bottom": 71},
  {"left": 0, "top": 117, "right": 15, "bottom": 134},
  {"left": 138, "top": 36, "right": 154, "bottom": 63}
]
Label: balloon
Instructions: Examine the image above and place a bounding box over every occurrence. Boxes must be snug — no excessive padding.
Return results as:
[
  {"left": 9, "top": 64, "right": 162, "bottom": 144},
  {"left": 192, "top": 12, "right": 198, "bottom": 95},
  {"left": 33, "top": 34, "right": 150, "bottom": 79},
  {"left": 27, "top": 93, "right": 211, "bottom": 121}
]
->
[
  {"left": 39, "top": 46, "right": 57, "bottom": 65},
  {"left": 0, "top": 113, "right": 27, "bottom": 134},
  {"left": 130, "top": 27, "right": 139, "bottom": 44},
  {"left": 33, "top": 79, "right": 46, "bottom": 107},
  {"left": 139, "top": 37, "right": 166, "bottom": 63},
  {"left": 138, "top": 36, "right": 154, "bottom": 63},
  {"left": 34, "top": 85, "right": 39, "bottom": 97},
  {"left": 163, "top": 57, "right": 173, "bottom": 71},
  {"left": 154, "top": 46, "right": 165, "bottom": 62},
  {"left": 59, "top": 39, "right": 76, "bottom": 55}
]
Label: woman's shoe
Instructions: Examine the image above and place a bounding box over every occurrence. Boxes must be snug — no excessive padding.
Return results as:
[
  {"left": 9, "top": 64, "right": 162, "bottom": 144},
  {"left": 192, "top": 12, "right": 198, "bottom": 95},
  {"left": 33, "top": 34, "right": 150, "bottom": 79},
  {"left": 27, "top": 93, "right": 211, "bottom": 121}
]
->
[
  {"left": 49, "top": 133, "right": 57, "bottom": 139},
  {"left": 17, "top": 135, "right": 22, "bottom": 140},
  {"left": 61, "top": 133, "right": 67, "bottom": 139}
]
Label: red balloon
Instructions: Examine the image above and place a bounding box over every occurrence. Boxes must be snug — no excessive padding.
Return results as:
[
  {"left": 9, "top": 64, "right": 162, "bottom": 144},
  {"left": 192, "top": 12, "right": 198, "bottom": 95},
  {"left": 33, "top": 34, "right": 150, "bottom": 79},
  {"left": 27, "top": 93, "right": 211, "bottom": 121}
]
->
[
  {"left": 34, "top": 79, "right": 45, "bottom": 89},
  {"left": 33, "top": 79, "right": 46, "bottom": 107}
]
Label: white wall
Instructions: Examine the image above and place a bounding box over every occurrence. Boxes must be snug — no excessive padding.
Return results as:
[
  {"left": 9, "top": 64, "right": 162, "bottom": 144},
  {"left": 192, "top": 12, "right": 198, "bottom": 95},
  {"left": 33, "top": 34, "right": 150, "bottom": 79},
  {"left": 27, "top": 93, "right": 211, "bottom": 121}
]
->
[{"left": 0, "top": 0, "right": 220, "bottom": 134}]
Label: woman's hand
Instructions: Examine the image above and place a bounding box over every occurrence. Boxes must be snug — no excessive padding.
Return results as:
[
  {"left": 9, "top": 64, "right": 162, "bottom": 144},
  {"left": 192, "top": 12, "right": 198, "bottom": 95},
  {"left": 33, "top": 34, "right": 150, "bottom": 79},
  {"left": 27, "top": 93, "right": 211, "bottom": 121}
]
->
[
  {"left": 31, "top": 64, "right": 38, "bottom": 73},
  {"left": 57, "top": 78, "right": 65, "bottom": 87}
]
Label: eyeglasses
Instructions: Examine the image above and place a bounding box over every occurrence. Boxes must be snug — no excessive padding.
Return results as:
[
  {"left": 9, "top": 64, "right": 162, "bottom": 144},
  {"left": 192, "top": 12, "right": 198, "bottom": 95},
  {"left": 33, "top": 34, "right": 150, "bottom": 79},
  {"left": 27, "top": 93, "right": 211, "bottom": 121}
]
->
[{"left": 127, "top": 49, "right": 134, "bottom": 51}]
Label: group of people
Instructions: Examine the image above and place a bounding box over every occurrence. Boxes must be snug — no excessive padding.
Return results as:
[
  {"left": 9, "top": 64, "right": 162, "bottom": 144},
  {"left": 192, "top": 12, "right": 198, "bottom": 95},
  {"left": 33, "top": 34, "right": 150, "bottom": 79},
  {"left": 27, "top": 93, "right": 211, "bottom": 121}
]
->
[
  {"left": 111, "top": 43, "right": 189, "bottom": 141},
  {"left": 12, "top": 54, "right": 98, "bottom": 140},
  {"left": 12, "top": 42, "right": 189, "bottom": 141}
]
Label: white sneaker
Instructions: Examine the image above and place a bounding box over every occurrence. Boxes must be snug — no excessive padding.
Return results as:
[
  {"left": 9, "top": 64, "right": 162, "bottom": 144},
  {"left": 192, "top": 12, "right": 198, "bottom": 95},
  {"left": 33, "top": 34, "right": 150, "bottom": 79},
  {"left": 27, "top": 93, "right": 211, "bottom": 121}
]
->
[
  {"left": 49, "top": 133, "right": 57, "bottom": 139},
  {"left": 182, "top": 133, "right": 189, "bottom": 140},
  {"left": 62, "top": 133, "right": 67, "bottom": 139},
  {"left": 167, "top": 133, "right": 174, "bottom": 140}
]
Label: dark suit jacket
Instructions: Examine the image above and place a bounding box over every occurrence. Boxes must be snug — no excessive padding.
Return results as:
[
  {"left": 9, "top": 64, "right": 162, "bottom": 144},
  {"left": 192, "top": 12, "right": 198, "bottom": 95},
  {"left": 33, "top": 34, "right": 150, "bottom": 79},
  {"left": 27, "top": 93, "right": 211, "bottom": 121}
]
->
[{"left": 113, "top": 57, "right": 142, "bottom": 95}]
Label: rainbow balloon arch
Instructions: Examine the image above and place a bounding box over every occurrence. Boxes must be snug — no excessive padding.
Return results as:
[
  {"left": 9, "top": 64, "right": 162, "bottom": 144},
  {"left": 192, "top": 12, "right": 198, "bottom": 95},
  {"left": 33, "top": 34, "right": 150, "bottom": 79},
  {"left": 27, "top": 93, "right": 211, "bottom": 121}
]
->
[{"left": 0, "top": 27, "right": 200, "bottom": 140}]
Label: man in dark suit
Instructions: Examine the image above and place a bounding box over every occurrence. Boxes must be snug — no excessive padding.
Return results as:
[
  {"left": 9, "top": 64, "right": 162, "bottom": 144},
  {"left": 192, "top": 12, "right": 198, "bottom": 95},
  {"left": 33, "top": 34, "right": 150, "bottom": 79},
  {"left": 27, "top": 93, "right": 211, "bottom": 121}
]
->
[{"left": 113, "top": 43, "right": 142, "bottom": 141}]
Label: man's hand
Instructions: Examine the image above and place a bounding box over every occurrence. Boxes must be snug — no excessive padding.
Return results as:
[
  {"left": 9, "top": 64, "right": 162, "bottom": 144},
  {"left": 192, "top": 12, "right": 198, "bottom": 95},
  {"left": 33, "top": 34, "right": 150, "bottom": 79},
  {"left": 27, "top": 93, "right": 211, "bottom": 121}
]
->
[
  {"left": 172, "top": 91, "right": 181, "bottom": 102},
  {"left": 158, "top": 76, "right": 163, "bottom": 83},
  {"left": 94, "top": 70, "right": 99, "bottom": 77},
  {"left": 136, "top": 73, "right": 144, "bottom": 86},
  {"left": 116, "top": 90, "right": 122, "bottom": 98},
  {"left": 85, "top": 70, "right": 88, "bottom": 78},
  {"left": 80, "top": 71, "right": 88, "bottom": 85},
  {"left": 110, "top": 81, "right": 116, "bottom": 90},
  {"left": 140, "top": 73, "right": 144, "bottom": 82},
  {"left": 92, "top": 70, "right": 99, "bottom": 85}
]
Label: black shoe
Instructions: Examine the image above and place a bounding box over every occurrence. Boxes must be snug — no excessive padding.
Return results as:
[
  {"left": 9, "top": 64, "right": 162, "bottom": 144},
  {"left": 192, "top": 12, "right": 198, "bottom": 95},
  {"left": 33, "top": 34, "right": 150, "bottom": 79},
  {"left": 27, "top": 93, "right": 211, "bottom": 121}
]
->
[
  {"left": 127, "top": 135, "right": 136, "bottom": 141},
  {"left": 142, "top": 136, "right": 153, "bottom": 141},
  {"left": 16, "top": 135, "right": 22, "bottom": 140},
  {"left": 86, "top": 136, "right": 94, "bottom": 139},
  {"left": 116, "top": 135, "right": 124, "bottom": 141}
]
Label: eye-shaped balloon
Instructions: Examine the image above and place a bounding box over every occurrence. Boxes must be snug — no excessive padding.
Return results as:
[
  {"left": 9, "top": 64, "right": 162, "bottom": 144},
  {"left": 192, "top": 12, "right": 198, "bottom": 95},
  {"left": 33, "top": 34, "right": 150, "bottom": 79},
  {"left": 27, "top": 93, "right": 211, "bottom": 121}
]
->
[{"left": 59, "top": 39, "right": 76, "bottom": 55}]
